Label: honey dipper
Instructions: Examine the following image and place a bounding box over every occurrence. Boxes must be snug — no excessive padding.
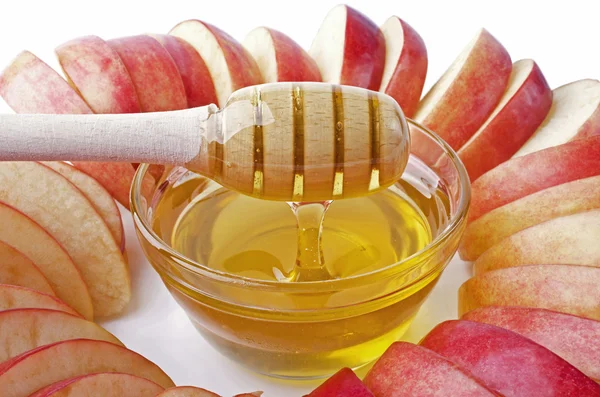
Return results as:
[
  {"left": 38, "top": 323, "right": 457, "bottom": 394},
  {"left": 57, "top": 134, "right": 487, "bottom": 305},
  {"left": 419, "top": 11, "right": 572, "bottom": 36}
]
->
[{"left": 0, "top": 82, "right": 410, "bottom": 202}]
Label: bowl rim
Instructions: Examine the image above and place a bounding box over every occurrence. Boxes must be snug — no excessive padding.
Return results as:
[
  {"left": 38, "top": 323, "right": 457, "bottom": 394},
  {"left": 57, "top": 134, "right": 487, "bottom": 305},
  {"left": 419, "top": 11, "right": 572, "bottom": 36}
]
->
[{"left": 131, "top": 118, "right": 471, "bottom": 292}]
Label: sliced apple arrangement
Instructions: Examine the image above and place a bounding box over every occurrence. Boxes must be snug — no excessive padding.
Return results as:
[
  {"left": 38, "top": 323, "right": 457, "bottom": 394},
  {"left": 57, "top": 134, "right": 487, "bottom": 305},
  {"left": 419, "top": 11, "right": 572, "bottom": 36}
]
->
[{"left": 0, "top": 2, "right": 600, "bottom": 396}]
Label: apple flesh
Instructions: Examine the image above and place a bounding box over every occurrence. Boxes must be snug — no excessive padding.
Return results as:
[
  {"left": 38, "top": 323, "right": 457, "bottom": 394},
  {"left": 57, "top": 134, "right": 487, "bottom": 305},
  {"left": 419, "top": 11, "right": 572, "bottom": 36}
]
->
[
  {"left": 244, "top": 27, "right": 321, "bottom": 83},
  {"left": 468, "top": 135, "right": 600, "bottom": 222},
  {"left": 0, "top": 308, "right": 122, "bottom": 362},
  {"left": 363, "top": 341, "right": 497, "bottom": 396},
  {"left": 459, "top": 264, "right": 600, "bottom": 321},
  {"left": 156, "top": 387, "right": 221, "bottom": 397},
  {"left": 107, "top": 35, "right": 187, "bottom": 112},
  {"left": 41, "top": 161, "right": 124, "bottom": 251},
  {"left": 0, "top": 241, "right": 54, "bottom": 295},
  {"left": 28, "top": 373, "right": 164, "bottom": 397},
  {"left": 458, "top": 59, "right": 552, "bottom": 180},
  {"left": 420, "top": 320, "right": 600, "bottom": 396},
  {"left": 0, "top": 202, "right": 93, "bottom": 320},
  {"left": 305, "top": 368, "right": 374, "bottom": 397},
  {"left": 0, "top": 284, "right": 79, "bottom": 316},
  {"left": 0, "top": 339, "right": 174, "bottom": 397},
  {"left": 514, "top": 79, "right": 600, "bottom": 157},
  {"left": 0, "top": 162, "right": 130, "bottom": 318},
  {"left": 413, "top": 29, "right": 511, "bottom": 151},
  {"left": 460, "top": 175, "right": 600, "bottom": 260},
  {"left": 378, "top": 16, "right": 427, "bottom": 118},
  {"left": 462, "top": 306, "right": 600, "bottom": 382},
  {"left": 170, "top": 20, "right": 263, "bottom": 107},
  {"left": 473, "top": 210, "right": 600, "bottom": 274},
  {"left": 152, "top": 34, "right": 218, "bottom": 108},
  {"left": 55, "top": 35, "right": 141, "bottom": 114},
  {"left": 308, "top": 5, "right": 385, "bottom": 90},
  {"left": 0, "top": 51, "right": 91, "bottom": 114}
]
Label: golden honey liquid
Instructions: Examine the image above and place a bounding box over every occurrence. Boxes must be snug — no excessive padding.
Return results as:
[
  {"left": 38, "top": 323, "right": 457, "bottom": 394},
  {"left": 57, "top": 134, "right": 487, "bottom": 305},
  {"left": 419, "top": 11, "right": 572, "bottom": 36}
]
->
[{"left": 151, "top": 166, "right": 450, "bottom": 378}]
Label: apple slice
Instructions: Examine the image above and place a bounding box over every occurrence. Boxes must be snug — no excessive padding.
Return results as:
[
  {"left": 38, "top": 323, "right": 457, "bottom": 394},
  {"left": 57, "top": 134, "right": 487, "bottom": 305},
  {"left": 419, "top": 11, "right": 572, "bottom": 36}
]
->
[
  {"left": 305, "top": 368, "right": 374, "bottom": 397},
  {"left": 0, "top": 241, "right": 54, "bottom": 295},
  {"left": 0, "top": 51, "right": 91, "bottom": 114},
  {"left": 0, "top": 162, "right": 130, "bottom": 317},
  {"left": 41, "top": 161, "right": 124, "bottom": 251},
  {"left": 107, "top": 35, "right": 187, "bottom": 112},
  {"left": 170, "top": 20, "right": 262, "bottom": 107},
  {"left": 55, "top": 35, "right": 141, "bottom": 114},
  {"left": 459, "top": 264, "right": 600, "bottom": 320},
  {"left": 156, "top": 387, "right": 221, "bottom": 397},
  {"left": 473, "top": 210, "right": 600, "bottom": 274},
  {"left": 460, "top": 175, "right": 600, "bottom": 260},
  {"left": 0, "top": 339, "right": 174, "bottom": 397},
  {"left": 458, "top": 59, "right": 552, "bottom": 180},
  {"left": 29, "top": 373, "right": 164, "bottom": 397},
  {"left": 413, "top": 29, "right": 511, "bottom": 151},
  {"left": 0, "top": 285, "right": 79, "bottom": 316},
  {"left": 364, "top": 342, "right": 497, "bottom": 396},
  {"left": 378, "top": 16, "right": 427, "bottom": 118},
  {"left": 469, "top": 135, "right": 600, "bottom": 222},
  {"left": 308, "top": 5, "right": 385, "bottom": 90},
  {"left": 514, "top": 79, "right": 600, "bottom": 157},
  {"left": 420, "top": 320, "right": 600, "bottom": 396},
  {"left": 462, "top": 306, "right": 600, "bottom": 382},
  {"left": 152, "top": 34, "right": 218, "bottom": 108},
  {"left": 0, "top": 308, "right": 122, "bottom": 362},
  {"left": 243, "top": 27, "right": 321, "bottom": 83},
  {"left": 0, "top": 203, "right": 93, "bottom": 319}
]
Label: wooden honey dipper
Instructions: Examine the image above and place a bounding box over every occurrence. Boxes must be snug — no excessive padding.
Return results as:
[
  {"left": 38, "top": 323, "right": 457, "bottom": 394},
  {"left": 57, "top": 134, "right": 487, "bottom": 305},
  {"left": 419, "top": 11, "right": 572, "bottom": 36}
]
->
[{"left": 0, "top": 82, "right": 410, "bottom": 202}]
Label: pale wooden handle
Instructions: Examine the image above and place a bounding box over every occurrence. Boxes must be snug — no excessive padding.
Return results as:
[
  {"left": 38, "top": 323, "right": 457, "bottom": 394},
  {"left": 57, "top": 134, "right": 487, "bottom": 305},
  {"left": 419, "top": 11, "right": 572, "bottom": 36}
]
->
[{"left": 0, "top": 105, "right": 215, "bottom": 164}]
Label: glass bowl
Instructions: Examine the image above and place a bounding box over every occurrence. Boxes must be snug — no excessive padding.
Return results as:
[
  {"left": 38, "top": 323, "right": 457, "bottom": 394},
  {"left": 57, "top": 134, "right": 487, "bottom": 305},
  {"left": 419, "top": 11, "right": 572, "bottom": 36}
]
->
[{"left": 131, "top": 119, "right": 470, "bottom": 379}]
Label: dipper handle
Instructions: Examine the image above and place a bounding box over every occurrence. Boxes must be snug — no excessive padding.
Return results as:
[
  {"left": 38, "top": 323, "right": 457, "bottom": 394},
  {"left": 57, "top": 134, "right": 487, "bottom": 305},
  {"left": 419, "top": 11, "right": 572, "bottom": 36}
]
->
[{"left": 0, "top": 82, "right": 410, "bottom": 202}]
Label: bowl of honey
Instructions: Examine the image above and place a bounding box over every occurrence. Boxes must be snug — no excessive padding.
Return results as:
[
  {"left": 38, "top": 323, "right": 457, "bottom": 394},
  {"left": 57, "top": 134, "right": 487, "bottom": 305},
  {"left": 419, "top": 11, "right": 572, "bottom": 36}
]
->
[{"left": 131, "top": 119, "right": 470, "bottom": 379}]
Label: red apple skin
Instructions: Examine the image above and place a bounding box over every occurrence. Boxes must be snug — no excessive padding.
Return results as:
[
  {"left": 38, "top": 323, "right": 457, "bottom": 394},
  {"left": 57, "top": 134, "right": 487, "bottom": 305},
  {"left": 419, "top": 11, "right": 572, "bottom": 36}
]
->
[
  {"left": 205, "top": 23, "right": 262, "bottom": 92},
  {"left": 420, "top": 320, "right": 600, "bottom": 396},
  {"left": 270, "top": 29, "right": 321, "bottom": 82},
  {"left": 469, "top": 135, "right": 600, "bottom": 222},
  {"left": 304, "top": 368, "right": 374, "bottom": 397},
  {"left": 341, "top": 6, "right": 385, "bottom": 90},
  {"left": 458, "top": 60, "right": 552, "bottom": 181},
  {"left": 55, "top": 35, "right": 141, "bottom": 114},
  {"left": 152, "top": 34, "right": 218, "bottom": 108},
  {"left": 379, "top": 16, "right": 428, "bottom": 118},
  {"left": 217, "top": 26, "right": 263, "bottom": 86},
  {"left": 414, "top": 29, "right": 512, "bottom": 151},
  {"left": 462, "top": 306, "right": 600, "bottom": 381},
  {"left": 0, "top": 51, "right": 91, "bottom": 114},
  {"left": 108, "top": 35, "right": 187, "bottom": 112},
  {"left": 364, "top": 342, "right": 498, "bottom": 396},
  {"left": 245, "top": 27, "right": 322, "bottom": 82}
]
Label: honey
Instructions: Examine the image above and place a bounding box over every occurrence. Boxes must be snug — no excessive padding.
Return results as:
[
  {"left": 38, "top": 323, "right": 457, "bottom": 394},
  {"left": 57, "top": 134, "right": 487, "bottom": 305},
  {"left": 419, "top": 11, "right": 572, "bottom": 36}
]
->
[{"left": 148, "top": 159, "right": 452, "bottom": 378}]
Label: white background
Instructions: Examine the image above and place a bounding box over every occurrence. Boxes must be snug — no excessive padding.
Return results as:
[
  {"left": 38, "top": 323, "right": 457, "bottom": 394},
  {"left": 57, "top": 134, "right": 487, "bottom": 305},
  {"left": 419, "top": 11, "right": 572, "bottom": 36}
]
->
[{"left": 0, "top": 0, "right": 598, "bottom": 395}]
